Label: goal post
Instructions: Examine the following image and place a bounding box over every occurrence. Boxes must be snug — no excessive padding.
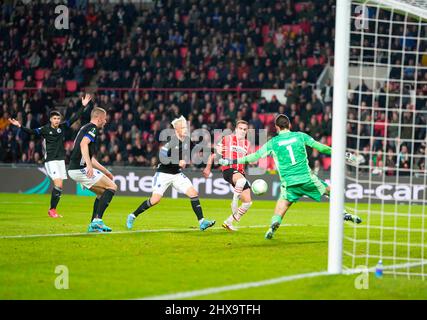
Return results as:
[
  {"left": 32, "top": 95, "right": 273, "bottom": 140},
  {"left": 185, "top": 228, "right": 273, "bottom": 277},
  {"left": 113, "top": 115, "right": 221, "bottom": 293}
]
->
[
  {"left": 329, "top": 0, "right": 427, "bottom": 277},
  {"left": 328, "top": 0, "right": 351, "bottom": 274}
]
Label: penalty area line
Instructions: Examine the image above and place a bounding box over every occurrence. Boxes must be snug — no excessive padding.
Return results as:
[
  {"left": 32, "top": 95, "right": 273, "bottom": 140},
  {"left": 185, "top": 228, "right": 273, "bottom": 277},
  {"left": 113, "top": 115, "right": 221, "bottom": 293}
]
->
[
  {"left": 137, "top": 260, "right": 427, "bottom": 300},
  {"left": 0, "top": 223, "right": 314, "bottom": 240}
]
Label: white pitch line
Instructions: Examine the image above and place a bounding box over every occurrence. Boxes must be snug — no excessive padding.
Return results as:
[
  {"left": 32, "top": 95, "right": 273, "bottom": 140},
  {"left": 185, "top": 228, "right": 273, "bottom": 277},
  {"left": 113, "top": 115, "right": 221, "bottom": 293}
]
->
[
  {"left": 138, "top": 260, "right": 427, "bottom": 300},
  {"left": 0, "top": 223, "right": 315, "bottom": 240}
]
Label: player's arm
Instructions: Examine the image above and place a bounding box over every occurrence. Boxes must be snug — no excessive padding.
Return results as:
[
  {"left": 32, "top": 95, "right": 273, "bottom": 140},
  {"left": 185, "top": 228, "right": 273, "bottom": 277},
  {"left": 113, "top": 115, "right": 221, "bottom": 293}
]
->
[
  {"left": 301, "top": 132, "right": 332, "bottom": 155},
  {"left": 219, "top": 141, "right": 271, "bottom": 166},
  {"left": 8, "top": 118, "right": 42, "bottom": 135},
  {"left": 80, "top": 136, "right": 94, "bottom": 178},
  {"left": 203, "top": 153, "right": 215, "bottom": 178},
  {"left": 62, "top": 93, "right": 93, "bottom": 127},
  {"left": 91, "top": 157, "right": 114, "bottom": 180}
]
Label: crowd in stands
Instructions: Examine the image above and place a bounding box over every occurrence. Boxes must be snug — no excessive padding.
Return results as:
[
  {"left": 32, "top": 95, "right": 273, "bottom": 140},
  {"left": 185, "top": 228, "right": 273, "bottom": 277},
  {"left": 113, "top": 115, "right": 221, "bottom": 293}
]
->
[
  {"left": 346, "top": 4, "right": 427, "bottom": 176},
  {"left": 0, "top": 0, "right": 426, "bottom": 177}
]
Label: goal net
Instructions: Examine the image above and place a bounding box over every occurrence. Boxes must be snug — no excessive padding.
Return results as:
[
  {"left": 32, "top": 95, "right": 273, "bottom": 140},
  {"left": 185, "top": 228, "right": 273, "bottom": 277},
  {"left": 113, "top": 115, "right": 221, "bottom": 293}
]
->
[{"left": 342, "top": 0, "right": 427, "bottom": 278}]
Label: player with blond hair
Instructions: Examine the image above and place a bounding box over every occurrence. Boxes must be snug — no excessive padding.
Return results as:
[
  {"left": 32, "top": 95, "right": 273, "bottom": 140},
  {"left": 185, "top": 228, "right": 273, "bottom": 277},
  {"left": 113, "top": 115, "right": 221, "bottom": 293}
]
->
[{"left": 126, "top": 116, "right": 216, "bottom": 231}]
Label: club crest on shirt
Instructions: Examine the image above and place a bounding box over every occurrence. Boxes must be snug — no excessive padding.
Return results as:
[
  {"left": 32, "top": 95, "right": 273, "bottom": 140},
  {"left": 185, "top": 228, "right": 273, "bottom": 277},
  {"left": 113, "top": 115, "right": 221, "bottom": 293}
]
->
[{"left": 57, "top": 128, "right": 62, "bottom": 133}]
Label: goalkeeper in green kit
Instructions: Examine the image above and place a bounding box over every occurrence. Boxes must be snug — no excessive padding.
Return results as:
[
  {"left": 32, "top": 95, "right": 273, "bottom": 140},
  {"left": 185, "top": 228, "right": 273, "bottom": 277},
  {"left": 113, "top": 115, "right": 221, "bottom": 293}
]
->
[{"left": 219, "top": 114, "right": 362, "bottom": 239}]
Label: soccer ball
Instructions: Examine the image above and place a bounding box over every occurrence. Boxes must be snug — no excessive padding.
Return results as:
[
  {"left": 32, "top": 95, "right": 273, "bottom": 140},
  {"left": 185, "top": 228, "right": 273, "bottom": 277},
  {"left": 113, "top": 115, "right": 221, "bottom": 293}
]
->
[{"left": 251, "top": 179, "right": 268, "bottom": 196}]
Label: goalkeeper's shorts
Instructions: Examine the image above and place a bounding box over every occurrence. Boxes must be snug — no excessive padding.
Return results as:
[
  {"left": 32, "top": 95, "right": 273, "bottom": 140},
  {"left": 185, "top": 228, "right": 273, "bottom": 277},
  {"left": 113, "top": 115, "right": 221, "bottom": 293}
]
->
[{"left": 280, "top": 174, "right": 328, "bottom": 203}]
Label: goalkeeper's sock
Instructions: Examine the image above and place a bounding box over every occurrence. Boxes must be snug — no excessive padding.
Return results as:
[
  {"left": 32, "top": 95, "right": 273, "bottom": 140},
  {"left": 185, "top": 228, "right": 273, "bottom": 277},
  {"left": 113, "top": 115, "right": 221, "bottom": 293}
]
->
[
  {"left": 50, "top": 186, "right": 62, "bottom": 209},
  {"left": 133, "top": 199, "right": 152, "bottom": 217},
  {"left": 190, "top": 196, "right": 204, "bottom": 221}
]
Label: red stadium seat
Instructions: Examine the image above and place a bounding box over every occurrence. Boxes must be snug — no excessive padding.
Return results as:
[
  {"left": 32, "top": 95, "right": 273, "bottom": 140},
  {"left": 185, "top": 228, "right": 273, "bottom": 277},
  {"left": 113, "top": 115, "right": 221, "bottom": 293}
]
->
[
  {"left": 174, "top": 69, "right": 183, "bottom": 80},
  {"left": 207, "top": 69, "right": 217, "bottom": 80},
  {"left": 262, "top": 25, "right": 270, "bottom": 37},
  {"left": 319, "top": 55, "right": 326, "bottom": 65},
  {"left": 327, "top": 136, "right": 332, "bottom": 146},
  {"left": 291, "top": 24, "right": 303, "bottom": 34},
  {"left": 55, "top": 58, "right": 64, "bottom": 69},
  {"left": 251, "top": 102, "right": 258, "bottom": 112},
  {"left": 316, "top": 114, "right": 323, "bottom": 123},
  {"left": 36, "top": 81, "right": 43, "bottom": 89},
  {"left": 53, "top": 37, "right": 66, "bottom": 46},
  {"left": 322, "top": 157, "right": 332, "bottom": 170},
  {"left": 306, "top": 57, "right": 316, "bottom": 68},
  {"left": 257, "top": 46, "right": 265, "bottom": 57},
  {"left": 14, "top": 80, "right": 25, "bottom": 90},
  {"left": 65, "top": 80, "right": 77, "bottom": 92},
  {"left": 180, "top": 47, "right": 188, "bottom": 58},
  {"left": 14, "top": 70, "right": 23, "bottom": 81},
  {"left": 84, "top": 58, "right": 95, "bottom": 69},
  {"left": 282, "top": 24, "right": 292, "bottom": 32},
  {"left": 34, "top": 69, "right": 45, "bottom": 81}
]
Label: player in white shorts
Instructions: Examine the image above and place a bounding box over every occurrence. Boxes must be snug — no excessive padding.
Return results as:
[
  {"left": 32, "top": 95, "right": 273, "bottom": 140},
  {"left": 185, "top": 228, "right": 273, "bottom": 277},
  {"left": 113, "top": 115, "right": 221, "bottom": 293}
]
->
[
  {"left": 68, "top": 107, "right": 117, "bottom": 233},
  {"left": 8, "top": 94, "right": 92, "bottom": 218},
  {"left": 126, "top": 116, "right": 216, "bottom": 231}
]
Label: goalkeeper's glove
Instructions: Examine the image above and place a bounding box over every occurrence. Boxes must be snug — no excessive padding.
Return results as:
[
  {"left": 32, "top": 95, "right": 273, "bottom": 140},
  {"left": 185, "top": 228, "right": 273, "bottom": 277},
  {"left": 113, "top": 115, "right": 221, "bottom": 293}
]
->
[
  {"left": 218, "top": 158, "right": 234, "bottom": 166},
  {"left": 345, "top": 152, "right": 361, "bottom": 165}
]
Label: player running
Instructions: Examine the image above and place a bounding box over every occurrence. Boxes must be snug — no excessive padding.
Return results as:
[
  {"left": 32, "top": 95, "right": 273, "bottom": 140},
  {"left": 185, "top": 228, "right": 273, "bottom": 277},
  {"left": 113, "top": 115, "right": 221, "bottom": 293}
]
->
[
  {"left": 126, "top": 116, "right": 216, "bottom": 231},
  {"left": 68, "top": 107, "right": 118, "bottom": 233},
  {"left": 8, "top": 94, "right": 93, "bottom": 218},
  {"left": 203, "top": 120, "right": 252, "bottom": 231},
  {"left": 219, "top": 114, "right": 362, "bottom": 240}
]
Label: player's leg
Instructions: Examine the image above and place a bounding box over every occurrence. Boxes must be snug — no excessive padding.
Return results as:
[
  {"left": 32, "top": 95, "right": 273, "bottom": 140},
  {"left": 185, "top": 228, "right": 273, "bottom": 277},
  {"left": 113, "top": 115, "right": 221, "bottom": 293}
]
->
[
  {"left": 126, "top": 193, "right": 162, "bottom": 229},
  {"left": 265, "top": 199, "right": 293, "bottom": 239},
  {"left": 231, "top": 171, "right": 247, "bottom": 215},
  {"left": 184, "top": 186, "right": 216, "bottom": 231},
  {"left": 174, "top": 173, "right": 215, "bottom": 231},
  {"left": 46, "top": 161, "right": 66, "bottom": 218},
  {"left": 317, "top": 178, "right": 362, "bottom": 224},
  {"left": 88, "top": 173, "right": 117, "bottom": 232},
  {"left": 223, "top": 182, "right": 252, "bottom": 231},
  {"left": 265, "top": 183, "right": 299, "bottom": 239},
  {"left": 127, "top": 172, "right": 170, "bottom": 229}
]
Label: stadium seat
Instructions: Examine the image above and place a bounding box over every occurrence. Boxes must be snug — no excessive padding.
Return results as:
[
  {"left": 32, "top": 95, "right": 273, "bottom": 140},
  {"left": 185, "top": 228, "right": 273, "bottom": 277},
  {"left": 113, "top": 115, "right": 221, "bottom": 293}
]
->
[
  {"left": 322, "top": 157, "right": 332, "bottom": 170},
  {"left": 316, "top": 114, "right": 323, "bottom": 123},
  {"left": 84, "top": 58, "right": 95, "bottom": 69},
  {"left": 257, "top": 46, "right": 265, "bottom": 57},
  {"left": 65, "top": 80, "right": 77, "bottom": 92},
  {"left": 251, "top": 102, "right": 258, "bottom": 112},
  {"left": 295, "top": 2, "right": 309, "bottom": 13},
  {"left": 34, "top": 69, "right": 45, "bottom": 81},
  {"left": 175, "top": 69, "right": 183, "bottom": 80},
  {"left": 282, "top": 24, "right": 292, "bottom": 32},
  {"left": 306, "top": 57, "right": 316, "bottom": 68},
  {"left": 180, "top": 47, "right": 188, "bottom": 58},
  {"left": 14, "top": 80, "right": 25, "bottom": 91},
  {"left": 53, "top": 37, "right": 66, "bottom": 46},
  {"left": 36, "top": 81, "right": 43, "bottom": 89},
  {"left": 327, "top": 136, "right": 332, "bottom": 146},
  {"left": 291, "top": 24, "right": 303, "bottom": 34},
  {"left": 54, "top": 58, "right": 64, "bottom": 69},
  {"left": 14, "top": 70, "right": 23, "bottom": 81},
  {"left": 262, "top": 25, "right": 270, "bottom": 37},
  {"left": 207, "top": 69, "right": 217, "bottom": 80}
]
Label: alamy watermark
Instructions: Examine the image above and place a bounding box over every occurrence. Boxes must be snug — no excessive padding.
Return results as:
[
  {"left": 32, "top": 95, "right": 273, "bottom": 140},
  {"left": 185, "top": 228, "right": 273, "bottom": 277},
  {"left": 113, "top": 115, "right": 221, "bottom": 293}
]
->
[
  {"left": 354, "top": 265, "right": 369, "bottom": 290},
  {"left": 21, "top": 0, "right": 69, "bottom": 30},
  {"left": 54, "top": 265, "right": 69, "bottom": 290}
]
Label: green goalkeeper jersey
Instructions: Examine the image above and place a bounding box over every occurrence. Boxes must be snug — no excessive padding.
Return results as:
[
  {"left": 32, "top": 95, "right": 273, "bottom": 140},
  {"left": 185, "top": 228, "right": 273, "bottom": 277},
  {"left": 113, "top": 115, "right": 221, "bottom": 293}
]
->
[{"left": 237, "top": 130, "right": 332, "bottom": 187}]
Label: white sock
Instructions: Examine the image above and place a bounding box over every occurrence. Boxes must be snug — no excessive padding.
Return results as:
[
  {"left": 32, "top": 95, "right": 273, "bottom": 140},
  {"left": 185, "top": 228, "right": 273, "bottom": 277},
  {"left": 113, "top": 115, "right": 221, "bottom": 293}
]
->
[
  {"left": 198, "top": 218, "right": 204, "bottom": 225},
  {"left": 233, "top": 202, "right": 252, "bottom": 222},
  {"left": 232, "top": 178, "right": 246, "bottom": 214}
]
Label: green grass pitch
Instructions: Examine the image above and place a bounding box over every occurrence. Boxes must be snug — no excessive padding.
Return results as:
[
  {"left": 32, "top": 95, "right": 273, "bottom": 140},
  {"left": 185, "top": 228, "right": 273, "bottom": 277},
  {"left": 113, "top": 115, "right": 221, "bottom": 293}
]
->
[{"left": 0, "top": 193, "right": 426, "bottom": 299}]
